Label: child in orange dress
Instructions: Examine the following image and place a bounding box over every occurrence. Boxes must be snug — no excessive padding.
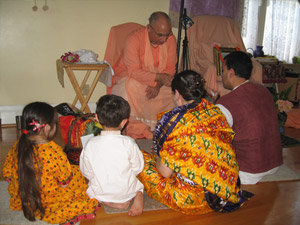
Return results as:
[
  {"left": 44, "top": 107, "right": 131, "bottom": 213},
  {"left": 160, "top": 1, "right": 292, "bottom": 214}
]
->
[{"left": 2, "top": 102, "right": 100, "bottom": 225}]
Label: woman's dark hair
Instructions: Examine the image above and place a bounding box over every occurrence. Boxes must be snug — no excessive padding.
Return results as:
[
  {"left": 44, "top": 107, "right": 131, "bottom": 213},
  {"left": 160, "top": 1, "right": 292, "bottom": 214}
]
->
[
  {"left": 171, "top": 70, "right": 207, "bottom": 101},
  {"left": 224, "top": 51, "right": 253, "bottom": 80},
  {"left": 96, "top": 94, "right": 130, "bottom": 128},
  {"left": 17, "top": 102, "right": 56, "bottom": 221}
]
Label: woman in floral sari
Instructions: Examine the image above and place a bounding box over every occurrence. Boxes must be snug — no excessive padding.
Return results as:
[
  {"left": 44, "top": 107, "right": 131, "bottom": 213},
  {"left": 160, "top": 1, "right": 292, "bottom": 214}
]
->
[{"left": 138, "top": 70, "right": 252, "bottom": 215}]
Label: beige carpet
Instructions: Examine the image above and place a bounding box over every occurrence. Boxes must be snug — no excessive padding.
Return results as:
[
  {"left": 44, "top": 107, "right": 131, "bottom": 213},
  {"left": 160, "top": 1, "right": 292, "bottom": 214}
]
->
[
  {"left": 103, "top": 192, "right": 168, "bottom": 214},
  {"left": 259, "top": 164, "right": 300, "bottom": 182}
]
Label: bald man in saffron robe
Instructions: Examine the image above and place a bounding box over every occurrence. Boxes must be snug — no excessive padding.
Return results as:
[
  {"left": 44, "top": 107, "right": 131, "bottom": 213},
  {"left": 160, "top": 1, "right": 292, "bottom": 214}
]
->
[{"left": 112, "top": 11, "right": 177, "bottom": 139}]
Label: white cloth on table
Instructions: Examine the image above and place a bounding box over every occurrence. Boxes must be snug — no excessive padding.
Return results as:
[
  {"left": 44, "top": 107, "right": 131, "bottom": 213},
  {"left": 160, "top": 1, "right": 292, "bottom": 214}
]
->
[
  {"left": 56, "top": 59, "right": 114, "bottom": 88},
  {"left": 98, "top": 60, "right": 114, "bottom": 87},
  {"left": 74, "top": 49, "right": 99, "bottom": 63},
  {"left": 79, "top": 130, "right": 144, "bottom": 203},
  {"left": 75, "top": 60, "right": 115, "bottom": 87}
]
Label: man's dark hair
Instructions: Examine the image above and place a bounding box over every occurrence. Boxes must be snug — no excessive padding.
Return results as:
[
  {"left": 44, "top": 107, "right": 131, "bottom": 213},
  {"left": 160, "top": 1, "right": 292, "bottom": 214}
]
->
[
  {"left": 149, "top": 11, "right": 171, "bottom": 25},
  {"left": 224, "top": 51, "right": 253, "bottom": 80},
  {"left": 96, "top": 94, "right": 130, "bottom": 128}
]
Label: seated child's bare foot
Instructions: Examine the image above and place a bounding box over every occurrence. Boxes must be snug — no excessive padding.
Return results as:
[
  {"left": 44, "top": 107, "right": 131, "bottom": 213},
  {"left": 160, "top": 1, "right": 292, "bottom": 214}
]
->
[
  {"left": 128, "top": 191, "right": 144, "bottom": 216},
  {"left": 103, "top": 200, "right": 131, "bottom": 209}
]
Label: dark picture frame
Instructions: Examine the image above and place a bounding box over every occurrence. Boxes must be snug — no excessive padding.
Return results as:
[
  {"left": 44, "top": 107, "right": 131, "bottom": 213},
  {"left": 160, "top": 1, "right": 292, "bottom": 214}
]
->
[{"left": 213, "top": 47, "right": 238, "bottom": 76}]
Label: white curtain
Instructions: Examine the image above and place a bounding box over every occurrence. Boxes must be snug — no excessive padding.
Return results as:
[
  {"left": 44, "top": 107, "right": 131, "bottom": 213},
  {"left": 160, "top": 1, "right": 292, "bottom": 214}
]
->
[{"left": 242, "top": 0, "right": 300, "bottom": 63}]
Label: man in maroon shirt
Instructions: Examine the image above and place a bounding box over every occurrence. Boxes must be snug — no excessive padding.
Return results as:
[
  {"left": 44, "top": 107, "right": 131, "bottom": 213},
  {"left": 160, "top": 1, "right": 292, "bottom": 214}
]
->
[{"left": 217, "top": 51, "right": 283, "bottom": 184}]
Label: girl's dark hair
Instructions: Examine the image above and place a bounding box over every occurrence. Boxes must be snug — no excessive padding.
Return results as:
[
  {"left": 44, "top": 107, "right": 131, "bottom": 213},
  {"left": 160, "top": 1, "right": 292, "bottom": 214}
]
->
[
  {"left": 17, "top": 102, "right": 56, "bottom": 221},
  {"left": 96, "top": 94, "right": 130, "bottom": 128},
  {"left": 171, "top": 70, "right": 207, "bottom": 101}
]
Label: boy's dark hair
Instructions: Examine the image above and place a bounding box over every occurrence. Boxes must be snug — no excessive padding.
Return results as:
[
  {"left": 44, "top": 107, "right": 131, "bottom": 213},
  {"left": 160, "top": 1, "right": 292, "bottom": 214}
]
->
[
  {"left": 96, "top": 94, "right": 130, "bottom": 128},
  {"left": 224, "top": 51, "right": 253, "bottom": 80}
]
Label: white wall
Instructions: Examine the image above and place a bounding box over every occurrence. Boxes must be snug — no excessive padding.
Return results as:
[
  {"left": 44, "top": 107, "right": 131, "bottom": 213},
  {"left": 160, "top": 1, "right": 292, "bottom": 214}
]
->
[{"left": 0, "top": 0, "right": 172, "bottom": 124}]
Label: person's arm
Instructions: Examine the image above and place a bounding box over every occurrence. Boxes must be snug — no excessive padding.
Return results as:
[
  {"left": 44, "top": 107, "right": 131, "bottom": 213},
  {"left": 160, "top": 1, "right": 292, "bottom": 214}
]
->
[
  {"left": 154, "top": 35, "right": 177, "bottom": 87},
  {"left": 2, "top": 143, "right": 17, "bottom": 183},
  {"left": 155, "top": 155, "right": 173, "bottom": 178},
  {"left": 130, "top": 143, "right": 145, "bottom": 175},
  {"left": 155, "top": 73, "right": 173, "bottom": 87},
  {"left": 53, "top": 145, "right": 73, "bottom": 188},
  {"left": 79, "top": 147, "right": 94, "bottom": 181},
  {"left": 160, "top": 35, "right": 177, "bottom": 76},
  {"left": 145, "top": 82, "right": 162, "bottom": 99},
  {"left": 123, "top": 32, "right": 177, "bottom": 87}
]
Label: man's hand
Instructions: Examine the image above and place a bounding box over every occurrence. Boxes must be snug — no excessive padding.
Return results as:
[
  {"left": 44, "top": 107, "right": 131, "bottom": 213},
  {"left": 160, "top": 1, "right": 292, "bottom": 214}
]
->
[
  {"left": 155, "top": 73, "right": 173, "bottom": 87},
  {"left": 145, "top": 83, "right": 161, "bottom": 99}
]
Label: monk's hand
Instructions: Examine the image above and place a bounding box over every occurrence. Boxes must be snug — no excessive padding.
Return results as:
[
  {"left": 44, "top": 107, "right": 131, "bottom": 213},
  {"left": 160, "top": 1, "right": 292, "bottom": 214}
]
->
[
  {"left": 145, "top": 83, "right": 161, "bottom": 99},
  {"left": 155, "top": 73, "right": 173, "bottom": 87}
]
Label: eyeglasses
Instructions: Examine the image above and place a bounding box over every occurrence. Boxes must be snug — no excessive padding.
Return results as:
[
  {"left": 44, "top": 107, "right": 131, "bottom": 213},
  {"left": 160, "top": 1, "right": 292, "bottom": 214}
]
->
[{"left": 149, "top": 25, "right": 172, "bottom": 38}]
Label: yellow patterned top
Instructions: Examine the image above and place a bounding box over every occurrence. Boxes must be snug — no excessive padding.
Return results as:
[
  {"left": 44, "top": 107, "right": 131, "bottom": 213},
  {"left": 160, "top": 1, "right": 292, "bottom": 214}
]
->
[
  {"left": 155, "top": 99, "right": 240, "bottom": 203},
  {"left": 3, "top": 141, "right": 99, "bottom": 224}
]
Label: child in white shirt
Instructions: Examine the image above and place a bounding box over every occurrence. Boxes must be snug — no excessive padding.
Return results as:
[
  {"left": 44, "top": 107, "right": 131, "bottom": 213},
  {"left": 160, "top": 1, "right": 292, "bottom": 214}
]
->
[{"left": 80, "top": 94, "right": 144, "bottom": 216}]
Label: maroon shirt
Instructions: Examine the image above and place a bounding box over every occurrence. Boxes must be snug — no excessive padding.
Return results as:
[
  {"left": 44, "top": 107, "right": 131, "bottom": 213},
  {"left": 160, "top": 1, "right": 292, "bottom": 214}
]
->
[{"left": 217, "top": 82, "right": 283, "bottom": 173}]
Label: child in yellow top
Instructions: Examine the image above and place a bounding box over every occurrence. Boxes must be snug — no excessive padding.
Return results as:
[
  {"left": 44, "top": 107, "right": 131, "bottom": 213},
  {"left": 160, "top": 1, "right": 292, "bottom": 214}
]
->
[{"left": 3, "top": 102, "right": 100, "bottom": 225}]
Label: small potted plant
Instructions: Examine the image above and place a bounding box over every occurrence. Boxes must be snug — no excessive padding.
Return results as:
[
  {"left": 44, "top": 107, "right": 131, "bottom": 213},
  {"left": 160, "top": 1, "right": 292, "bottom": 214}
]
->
[{"left": 269, "top": 85, "right": 294, "bottom": 132}]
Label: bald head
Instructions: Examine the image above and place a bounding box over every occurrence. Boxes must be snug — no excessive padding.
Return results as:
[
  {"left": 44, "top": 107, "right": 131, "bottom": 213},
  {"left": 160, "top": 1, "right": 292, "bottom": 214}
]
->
[
  {"left": 149, "top": 11, "right": 171, "bottom": 26},
  {"left": 147, "top": 11, "right": 172, "bottom": 47}
]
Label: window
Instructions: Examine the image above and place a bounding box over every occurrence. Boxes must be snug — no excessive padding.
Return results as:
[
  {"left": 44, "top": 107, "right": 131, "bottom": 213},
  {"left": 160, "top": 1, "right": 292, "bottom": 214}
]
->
[{"left": 242, "top": 0, "right": 300, "bottom": 63}]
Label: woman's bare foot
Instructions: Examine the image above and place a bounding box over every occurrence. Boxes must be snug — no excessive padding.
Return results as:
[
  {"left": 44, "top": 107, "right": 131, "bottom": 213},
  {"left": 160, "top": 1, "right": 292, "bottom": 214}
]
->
[
  {"left": 102, "top": 200, "right": 131, "bottom": 209},
  {"left": 128, "top": 191, "right": 144, "bottom": 216}
]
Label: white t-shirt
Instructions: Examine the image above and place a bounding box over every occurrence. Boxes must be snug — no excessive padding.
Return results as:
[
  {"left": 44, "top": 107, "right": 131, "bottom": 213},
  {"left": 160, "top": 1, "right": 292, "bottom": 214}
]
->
[
  {"left": 79, "top": 130, "right": 144, "bottom": 203},
  {"left": 216, "top": 104, "right": 233, "bottom": 127}
]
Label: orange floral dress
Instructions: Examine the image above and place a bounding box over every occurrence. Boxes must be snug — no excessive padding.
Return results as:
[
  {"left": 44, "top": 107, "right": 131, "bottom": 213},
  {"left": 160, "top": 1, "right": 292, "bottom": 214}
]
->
[
  {"left": 3, "top": 141, "right": 100, "bottom": 225},
  {"left": 138, "top": 99, "right": 252, "bottom": 215}
]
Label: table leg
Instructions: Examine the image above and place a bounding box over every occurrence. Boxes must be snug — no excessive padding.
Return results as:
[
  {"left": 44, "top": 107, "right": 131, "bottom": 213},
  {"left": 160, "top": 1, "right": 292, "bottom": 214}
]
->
[
  {"left": 72, "top": 70, "right": 91, "bottom": 106},
  {"left": 80, "top": 68, "right": 104, "bottom": 112},
  {"left": 65, "top": 67, "right": 91, "bottom": 113}
]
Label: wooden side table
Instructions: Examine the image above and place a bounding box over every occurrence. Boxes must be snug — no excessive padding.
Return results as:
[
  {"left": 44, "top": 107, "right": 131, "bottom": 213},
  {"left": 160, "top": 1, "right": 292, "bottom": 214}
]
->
[{"left": 63, "top": 63, "right": 108, "bottom": 113}]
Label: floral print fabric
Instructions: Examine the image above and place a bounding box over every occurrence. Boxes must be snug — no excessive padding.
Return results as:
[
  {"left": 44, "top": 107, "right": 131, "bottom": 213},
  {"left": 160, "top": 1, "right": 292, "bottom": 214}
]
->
[
  {"left": 138, "top": 99, "right": 242, "bottom": 215},
  {"left": 3, "top": 141, "right": 99, "bottom": 225}
]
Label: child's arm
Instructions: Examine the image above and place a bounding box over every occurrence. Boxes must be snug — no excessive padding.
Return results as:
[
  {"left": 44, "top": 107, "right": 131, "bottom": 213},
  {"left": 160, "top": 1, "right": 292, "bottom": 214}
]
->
[
  {"left": 3, "top": 142, "right": 18, "bottom": 183},
  {"left": 51, "top": 144, "right": 73, "bottom": 187},
  {"left": 130, "top": 144, "right": 145, "bottom": 175},
  {"left": 79, "top": 148, "right": 94, "bottom": 180}
]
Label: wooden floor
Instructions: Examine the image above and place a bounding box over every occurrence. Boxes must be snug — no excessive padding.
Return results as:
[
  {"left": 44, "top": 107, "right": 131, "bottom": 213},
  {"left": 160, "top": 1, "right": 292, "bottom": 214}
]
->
[{"left": 0, "top": 126, "right": 300, "bottom": 225}]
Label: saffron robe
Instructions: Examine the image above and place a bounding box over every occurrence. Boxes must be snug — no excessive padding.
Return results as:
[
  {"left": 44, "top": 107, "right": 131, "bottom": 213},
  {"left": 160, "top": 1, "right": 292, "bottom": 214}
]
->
[{"left": 112, "top": 27, "right": 177, "bottom": 139}]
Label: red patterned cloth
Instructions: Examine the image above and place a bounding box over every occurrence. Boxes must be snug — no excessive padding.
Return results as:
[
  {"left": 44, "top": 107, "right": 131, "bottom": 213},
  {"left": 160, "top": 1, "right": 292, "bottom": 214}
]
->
[
  {"left": 59, "top": 115, "right": 93, "bottom": 148},
  {"left": 261, "top": 62, "right": 286, "bottom": 83}
]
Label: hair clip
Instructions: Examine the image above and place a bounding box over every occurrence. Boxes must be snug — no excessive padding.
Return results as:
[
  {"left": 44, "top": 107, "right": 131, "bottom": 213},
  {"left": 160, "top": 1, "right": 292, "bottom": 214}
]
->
[
  {"left": 28, "top": 119, "right": 46, "bottom": 132},
  {"left": 23, "top": 130, "right": 29, "bottom": 135}
]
